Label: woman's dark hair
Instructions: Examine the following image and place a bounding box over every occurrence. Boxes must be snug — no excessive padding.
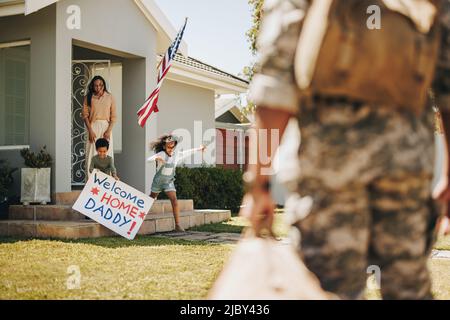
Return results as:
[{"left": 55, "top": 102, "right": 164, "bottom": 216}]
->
[
  {"left": 150, "top": 134, "right": 178, "bottom": 153},
  {"left": 86, "top": 76, "right": 109, "bottom": 107}
]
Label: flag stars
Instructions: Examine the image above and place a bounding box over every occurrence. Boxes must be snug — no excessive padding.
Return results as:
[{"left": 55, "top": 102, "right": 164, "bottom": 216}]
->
[{"left": 90, "top": 187, "right": 100, "bottom": 196}]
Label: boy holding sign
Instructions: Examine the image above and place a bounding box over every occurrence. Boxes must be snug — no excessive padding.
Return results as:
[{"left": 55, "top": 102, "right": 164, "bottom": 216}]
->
[
  {"left": 72, "top": 170, "right": 154, "bottom": 240},
  {"left": 148, "top": 134, "right": 206, "bottom": 232},
  {"left": 89, "top": 138, "right": 119, "bottom": 180}
]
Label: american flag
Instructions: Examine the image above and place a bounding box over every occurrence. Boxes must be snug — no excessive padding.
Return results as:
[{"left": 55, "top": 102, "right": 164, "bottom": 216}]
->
[{"left": 137, "top": 18, "right": 188, "bottom": 127}]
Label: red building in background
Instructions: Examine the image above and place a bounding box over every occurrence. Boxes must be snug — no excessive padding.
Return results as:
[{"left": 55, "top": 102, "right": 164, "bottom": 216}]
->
[{"left": 215, "top": 97, "right": 252, "bottom": 171}]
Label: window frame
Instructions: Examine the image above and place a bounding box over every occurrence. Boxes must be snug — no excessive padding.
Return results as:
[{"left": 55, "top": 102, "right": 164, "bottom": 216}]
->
[{"left": 0, "top": 39, "right": 31, "bottom": 150}]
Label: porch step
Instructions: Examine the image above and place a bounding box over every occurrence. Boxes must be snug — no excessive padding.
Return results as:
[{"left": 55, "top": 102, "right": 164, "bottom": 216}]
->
[
  {"left": 54, "top": 191, "right": 82, "bottom": 206},
  {"left": 0, "top": 210, "right": 231, "bottom": 239},
  {"left": 9, "top": 200, "right": 194, "bottom": 221},
  {"left": 149, "top": 199, "right": 194, "bottom": 214},
  {"left": 9, "top": 205, "right": 85, "bottom": 221},
  {"left": 54, "top": 192, "right": 194, "bottom": 213}
]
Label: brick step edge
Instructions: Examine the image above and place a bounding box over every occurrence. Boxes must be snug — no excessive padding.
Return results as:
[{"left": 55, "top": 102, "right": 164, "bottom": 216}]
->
[
  {"left": 0, "top": 210, "right": 231, "bottom": 239},
  {"left": 8, "top": 200, "right": 195, "bottom": 220}
]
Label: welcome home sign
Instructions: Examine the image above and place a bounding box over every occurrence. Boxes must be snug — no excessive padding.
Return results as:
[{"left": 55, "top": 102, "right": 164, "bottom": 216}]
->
[{"left": 73, "top": 170, "right": 154, "bottom": 240}]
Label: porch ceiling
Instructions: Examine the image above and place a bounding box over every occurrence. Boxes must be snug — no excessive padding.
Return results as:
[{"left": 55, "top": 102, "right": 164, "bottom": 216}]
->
[{"left": 0, "top": 0, "right": 188, "bottom": 56}]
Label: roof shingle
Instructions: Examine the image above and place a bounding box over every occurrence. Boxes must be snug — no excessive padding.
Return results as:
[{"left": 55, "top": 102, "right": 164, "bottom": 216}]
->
[{"left": 172, "top": 54, "right": 249, "bottom": 85}]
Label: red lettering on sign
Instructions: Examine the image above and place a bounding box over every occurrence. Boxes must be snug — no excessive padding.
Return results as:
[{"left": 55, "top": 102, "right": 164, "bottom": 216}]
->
[
  {"left": 110, "top": 198, "right": 121, "bottom": 209},
  {"left": 101, "top": 193, "right": 112, "bottom": 205},
  {"left": 130, "top": 206, "right": 138, "bottom": 219}
]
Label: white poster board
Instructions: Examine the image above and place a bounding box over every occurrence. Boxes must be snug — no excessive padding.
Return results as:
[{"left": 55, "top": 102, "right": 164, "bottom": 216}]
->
[{"left": 73, "top": 170, "right": 154, "bottom": 240}]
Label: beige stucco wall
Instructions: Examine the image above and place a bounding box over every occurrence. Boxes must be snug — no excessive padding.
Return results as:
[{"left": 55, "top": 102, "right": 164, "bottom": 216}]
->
[
  {"left": 0, "top": 0, "right": 224, "bottom": 198},
  {"left": 55, "top": 0, "right": 159, "bottom": 193},
  {"left": 157, "top": 80, "right": 216, "bottom": 167},
  {"left": 0, "top": 0, "right": 161, "bottom": 194},
  {"left": 0, "top": 5, "right": 57, "bottom": 196}
]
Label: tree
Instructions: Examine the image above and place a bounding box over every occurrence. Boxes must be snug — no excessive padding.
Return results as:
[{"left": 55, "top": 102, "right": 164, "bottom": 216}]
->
[
  {"left": 243, "top": 0, "right": 264, "bottom": 81},
  {"left": 247, "top": 0, "right": 264, "bottom": 56},
  {"left": 241, "top": 0, "right": 264, "bottom": 116}
]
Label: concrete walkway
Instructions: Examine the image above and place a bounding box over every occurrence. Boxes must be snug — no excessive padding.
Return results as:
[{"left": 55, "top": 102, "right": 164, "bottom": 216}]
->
[
  {"left": 431, "top": 250, "right": 450, "bottom": 260},
  {"left": 156, "top": 231, "right": 241, "bottom": 244},
  {"left": 156, "top": 231, "right": 450, "bottom": 260}
]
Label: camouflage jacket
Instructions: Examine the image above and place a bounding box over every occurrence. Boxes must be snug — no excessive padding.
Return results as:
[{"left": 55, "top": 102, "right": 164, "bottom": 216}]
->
[{"left": 249, "top": 0, "right": 450, "bottom": 112}]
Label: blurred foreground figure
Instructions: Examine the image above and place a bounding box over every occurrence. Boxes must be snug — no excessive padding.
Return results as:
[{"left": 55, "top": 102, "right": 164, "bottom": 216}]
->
[{"left": 243, "top": 0, "right": 450, "bottom": 299}]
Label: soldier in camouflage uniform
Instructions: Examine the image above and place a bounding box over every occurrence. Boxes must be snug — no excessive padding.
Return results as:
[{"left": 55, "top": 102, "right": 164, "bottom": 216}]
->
[{"left": 243, "top": 0, "right": 450, "bottom": 299}]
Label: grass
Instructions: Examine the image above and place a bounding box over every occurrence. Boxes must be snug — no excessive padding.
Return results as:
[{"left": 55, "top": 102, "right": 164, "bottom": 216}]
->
[
  {"left": 192, "top": 213, "right": 450, "bottom": 252},
  {"left": 364, "top": 260, "right": 450, "bottom": 300},
  {"left": 191, "top": 213, "right": 290, "bottom": 237},
  {"left": 429, "top": 259, "right": 450, "bottom": 299},
  {"left": 0, "top": 236, "right": 234, "bottom": 300},
  {"left": 193, "top": 213, "right": 450, "bottom": 300},
  {"left": 1, "top": 235, "right": 449, "bottom": 300},
  {"left": 190, "top": 216, "right": 248, "bottom": 234},
  {"left": 435, "top": 234, "right": 450, "bottom": 251},
  {"left": 0, "top": 211, "right": 449, "bottom": 300}
]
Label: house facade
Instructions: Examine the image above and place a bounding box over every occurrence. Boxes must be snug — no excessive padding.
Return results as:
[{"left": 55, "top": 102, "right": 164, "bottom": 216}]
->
[
  {"left": 215, "top": 96, "right": 251, "bottom": 172},
  {"left": 0, "top": 0, "right": 248, "bottom": 199}
]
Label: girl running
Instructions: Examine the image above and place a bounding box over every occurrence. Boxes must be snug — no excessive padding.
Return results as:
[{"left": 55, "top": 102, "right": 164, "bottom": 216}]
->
[{"left": 147, "top": 134, "right": 205, "bottom": 232}]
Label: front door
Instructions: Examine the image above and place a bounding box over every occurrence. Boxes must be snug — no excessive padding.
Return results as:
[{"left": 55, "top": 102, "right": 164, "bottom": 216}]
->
[{"left": 71, "top": 60, "right": 111, "bottom": 186}]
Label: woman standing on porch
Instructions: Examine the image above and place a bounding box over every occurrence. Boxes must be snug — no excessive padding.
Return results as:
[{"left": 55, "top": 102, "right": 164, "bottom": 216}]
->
[{"left": 82, "top": 76, "right": 117, "bottom": 181}]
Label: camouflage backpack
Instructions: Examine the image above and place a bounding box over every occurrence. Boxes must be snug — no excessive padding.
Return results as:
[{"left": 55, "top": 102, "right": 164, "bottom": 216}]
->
[{"left": 295, "top": 0, "right": 443, "bottom": 114}]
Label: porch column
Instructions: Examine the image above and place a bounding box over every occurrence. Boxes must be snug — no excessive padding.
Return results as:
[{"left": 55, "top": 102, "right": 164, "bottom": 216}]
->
[
  {"left": 54, "top": 8, "right": 73, "bottom": 193},
  {"left": 115, "top": 58, "right": 149, "bottom": 192}
]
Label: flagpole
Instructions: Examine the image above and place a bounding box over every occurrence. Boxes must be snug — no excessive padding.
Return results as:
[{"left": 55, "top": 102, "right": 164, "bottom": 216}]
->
[
  {"left": 156, "top": 57, "right": 163, "bottom": 71},
  {"left": 156, "top": 17, "right": 188, "bottom": 75},
  {"left": 137, "top": 17, "right": 189, "bottom": 127}
]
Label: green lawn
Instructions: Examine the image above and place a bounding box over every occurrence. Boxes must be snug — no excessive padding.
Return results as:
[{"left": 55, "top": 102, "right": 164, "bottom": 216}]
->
[
  {"left": 0, "top": 213, "right": 449, "bottom": 300},
  {"left": 0, "top": 236, "right": 233, "bottom": 300},
  {"left": 191, "top": 214, "right": 290, "bottom": 237},
  {"left": 193, "top": 214, "right": 450, "bottom": 251},
  {"left": 435, "top": 234, "right": 450, "bottom": 250},
  {"left": 429, "top": 259, "right": 450, "bottom": 300},
  {"left": 364, "top": 259, "right": 450, "bottom": 300}
]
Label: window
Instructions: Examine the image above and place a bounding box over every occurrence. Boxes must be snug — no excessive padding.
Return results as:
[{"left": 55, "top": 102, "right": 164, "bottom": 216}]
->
[{"left": 0, "top": 43, "right": 30, "bottom": 147}]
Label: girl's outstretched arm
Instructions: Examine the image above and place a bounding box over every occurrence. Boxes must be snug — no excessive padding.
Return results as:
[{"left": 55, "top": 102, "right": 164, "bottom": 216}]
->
[
  {"left": 176, "top": 145, "right": 206, "bottom": 166},
  {"left": 147, "top": 152, "right": 166, "bottom": 165}
]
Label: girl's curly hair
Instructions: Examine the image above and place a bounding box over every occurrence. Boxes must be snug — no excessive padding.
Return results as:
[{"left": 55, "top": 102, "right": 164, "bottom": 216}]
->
[{"left": 150, "top": 134, "right": 178, "bottom": 153}]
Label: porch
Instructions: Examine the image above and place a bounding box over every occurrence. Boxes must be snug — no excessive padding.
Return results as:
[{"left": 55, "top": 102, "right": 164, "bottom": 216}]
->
[{"left": 0, "top": 191, "right": 231, "bottom": 239}]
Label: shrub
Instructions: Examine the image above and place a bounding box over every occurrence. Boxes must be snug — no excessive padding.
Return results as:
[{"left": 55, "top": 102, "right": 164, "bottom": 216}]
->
[
  {"left": 20, "top": 146, "right": 52, "bottom": 168},
  {"left": 160, "top": 166, "right": 244, "bottom": 213},
  {"left": 0, "top": 160, "right": 17, "bottom": 203}
]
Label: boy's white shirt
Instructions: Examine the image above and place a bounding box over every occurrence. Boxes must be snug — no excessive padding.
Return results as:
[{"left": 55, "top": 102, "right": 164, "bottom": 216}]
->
[{"left": 147, "top": 148, "right": 201, "bottom": 176}]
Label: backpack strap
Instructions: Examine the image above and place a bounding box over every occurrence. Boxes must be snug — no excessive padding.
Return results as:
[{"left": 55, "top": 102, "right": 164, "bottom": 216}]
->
[{"left": 295, "top": 0, "right": 334, "bottom": 91}]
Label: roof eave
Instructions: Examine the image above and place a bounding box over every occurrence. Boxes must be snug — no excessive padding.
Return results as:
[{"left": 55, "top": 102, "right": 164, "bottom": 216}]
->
[
  {"left": 167, "top": 61, "right": 248, "bottom": 95},
  {"left": 215, "top": 99, "right": 240, "bottom": 118},
  {"left": 215, "top": 121, "right": 252, "bottom": 130},
  {"left": 215, "top": 106, "right": 250, "bottom": 124},
  {"left": 0, "top": 1, "right": 25, "bottom": 17},
  {"left": 135, "top": 0, "right": 188, "bottom": 56}
]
